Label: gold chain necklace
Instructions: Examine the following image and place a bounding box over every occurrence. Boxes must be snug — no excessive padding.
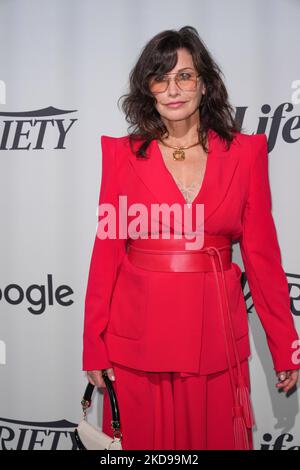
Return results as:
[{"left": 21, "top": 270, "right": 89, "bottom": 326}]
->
[{"left": 158, "top": 139, "right": 200, "bottom": 161}]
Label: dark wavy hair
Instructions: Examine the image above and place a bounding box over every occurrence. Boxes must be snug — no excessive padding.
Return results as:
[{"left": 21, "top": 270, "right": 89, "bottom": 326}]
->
[{"left": 117, "top": 25, "right": 242, "bottom": 158}]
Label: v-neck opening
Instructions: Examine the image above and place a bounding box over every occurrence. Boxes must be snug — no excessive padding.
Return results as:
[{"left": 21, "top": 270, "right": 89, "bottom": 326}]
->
[{"left": 154, "top": 129, "right": 213, "bottom": 207}]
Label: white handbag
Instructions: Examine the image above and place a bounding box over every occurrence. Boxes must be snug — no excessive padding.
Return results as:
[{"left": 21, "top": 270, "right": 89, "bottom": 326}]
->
[{"left": 74, "top": 370, "right": 123, "bottom": 450}]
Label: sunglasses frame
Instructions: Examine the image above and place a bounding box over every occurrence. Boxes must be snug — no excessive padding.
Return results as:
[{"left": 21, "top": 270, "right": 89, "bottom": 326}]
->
[{"left": 149, "top": 71, "right": 202, "bottom": 93}]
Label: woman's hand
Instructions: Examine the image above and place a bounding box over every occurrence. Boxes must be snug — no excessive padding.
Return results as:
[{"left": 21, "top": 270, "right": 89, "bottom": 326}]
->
[
  {"left": 276, "top": 370, "right": 299, "bottom": 393},
  {"left": 86, "top": 368, "right": 115, "bottom": 389}
]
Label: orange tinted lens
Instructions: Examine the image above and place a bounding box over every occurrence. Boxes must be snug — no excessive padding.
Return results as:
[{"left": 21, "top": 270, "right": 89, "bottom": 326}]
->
[
  {"left": 177, "top": 75, "right": 197, "bottom": 90},
  {"left": 149, "top": 77, "right": 168, "bottom": 93}
]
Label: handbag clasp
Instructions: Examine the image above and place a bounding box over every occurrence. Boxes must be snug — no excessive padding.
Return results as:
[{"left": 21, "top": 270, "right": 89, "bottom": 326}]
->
[{"left": 81, "top": 398, "right": 91, "bottom": 418}]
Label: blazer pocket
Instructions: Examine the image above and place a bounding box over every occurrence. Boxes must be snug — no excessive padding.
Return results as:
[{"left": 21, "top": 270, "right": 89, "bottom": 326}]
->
[{"left": 107, "top": 267, "right": 149, "bottom": 340}]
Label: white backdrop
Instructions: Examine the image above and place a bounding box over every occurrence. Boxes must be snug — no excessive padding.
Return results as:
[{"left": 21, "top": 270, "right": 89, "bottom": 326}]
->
[{"left": 0, "top": 0, "right": 299, "bottom": 450}]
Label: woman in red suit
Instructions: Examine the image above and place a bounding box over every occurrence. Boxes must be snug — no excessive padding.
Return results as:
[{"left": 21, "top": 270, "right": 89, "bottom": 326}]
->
[{"left": 82, "top": 26, "right": 300, "bottom": 450}]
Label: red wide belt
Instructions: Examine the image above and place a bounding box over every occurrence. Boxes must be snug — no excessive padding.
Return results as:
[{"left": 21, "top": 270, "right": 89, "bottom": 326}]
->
[
  {"left": 126, "top": 233, "right": 255, "bottom": 450},
  {"left": 127, "top": 234, "right": 232, "bottom": 272}
]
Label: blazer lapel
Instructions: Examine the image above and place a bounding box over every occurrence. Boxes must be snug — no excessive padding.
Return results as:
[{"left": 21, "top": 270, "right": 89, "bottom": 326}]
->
[
  {"left": 198, "top": 130, "right": 240, "bottom": 223},
  {"left": 126, "top": 129, "right": 240, "bottom": 231}
]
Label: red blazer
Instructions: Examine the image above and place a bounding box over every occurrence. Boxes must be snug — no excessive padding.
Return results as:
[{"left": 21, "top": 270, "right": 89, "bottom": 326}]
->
[{"left": 82, "top": 130, "right": 300, "bottom": 375}]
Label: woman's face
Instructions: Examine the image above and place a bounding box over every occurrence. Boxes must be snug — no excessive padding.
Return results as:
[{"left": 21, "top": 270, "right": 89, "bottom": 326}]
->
[{"left": 150, "top": 47, "right": 206, "bottom": 124}]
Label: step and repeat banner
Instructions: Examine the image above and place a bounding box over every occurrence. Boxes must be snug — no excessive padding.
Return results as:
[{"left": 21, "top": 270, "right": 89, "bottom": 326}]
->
[{"left": 0, "top": 0, "right": 299, "bottom": 451}]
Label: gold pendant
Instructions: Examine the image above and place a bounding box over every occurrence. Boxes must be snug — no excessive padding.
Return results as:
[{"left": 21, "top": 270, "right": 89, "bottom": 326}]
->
[{"left": 173, "top": 148, "right": 185, "bottom": 161}]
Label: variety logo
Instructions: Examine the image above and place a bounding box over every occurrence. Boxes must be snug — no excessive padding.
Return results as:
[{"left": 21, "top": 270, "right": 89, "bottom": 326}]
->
[
  {"left": 0, "top": 106, "right": 77, "bottom": 150},
  {"left": 0, "top": 417, "right": 79, "bottom": 450}
]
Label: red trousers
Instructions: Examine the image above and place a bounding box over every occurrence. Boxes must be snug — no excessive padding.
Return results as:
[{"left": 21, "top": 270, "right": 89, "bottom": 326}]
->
[{"left": 102, "top": 358, "right": 254, "bottom": 450}]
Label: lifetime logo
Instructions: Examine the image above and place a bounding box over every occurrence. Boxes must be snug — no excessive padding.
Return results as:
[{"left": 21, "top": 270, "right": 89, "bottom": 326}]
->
[
  {"left": 0, "top": 274, "right": 74, "bottom": 314},
  {"left": 260, "top": 432, "right": 300, "bottom": 450}
]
